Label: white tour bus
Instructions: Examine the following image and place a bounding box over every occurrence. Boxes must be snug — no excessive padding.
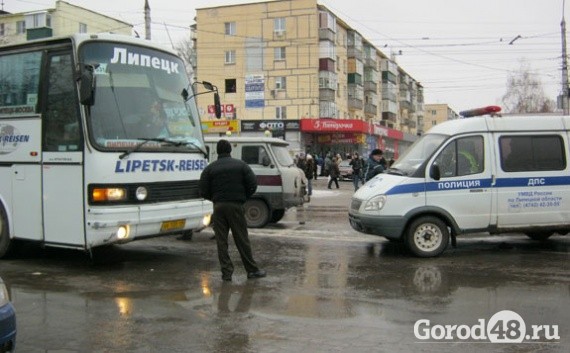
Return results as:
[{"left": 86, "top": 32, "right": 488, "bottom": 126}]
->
[
  {"left": 0, "top": 33, "right": 220, "bottom": 258},
  {"left": 349, "top": 106, "right": 570, "bottom": 257}
]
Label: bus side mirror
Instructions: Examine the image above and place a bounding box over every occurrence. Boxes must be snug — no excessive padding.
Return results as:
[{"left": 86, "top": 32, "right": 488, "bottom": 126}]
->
[
  {"left": 430, "top": 164, "right": 441, "bottom": 181},
  {"left": 214, "top": 92, "right": 221, "bottom": 119},
  {"left": 181, "top": 88, "right": 189, "bottom": 101},
  {"left": 79, "top": 65, "right": 97, "bottom": 106}
]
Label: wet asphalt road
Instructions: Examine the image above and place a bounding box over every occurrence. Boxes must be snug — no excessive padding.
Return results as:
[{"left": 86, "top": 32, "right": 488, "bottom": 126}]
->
[{"left": 1, "top": 178, "right": 569, "bottom": 352}]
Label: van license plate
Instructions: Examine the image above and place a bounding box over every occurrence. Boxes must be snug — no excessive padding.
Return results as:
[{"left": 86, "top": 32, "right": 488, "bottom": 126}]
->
[{"left": 160, "top": 219, "right": 186, "bottom": 232}]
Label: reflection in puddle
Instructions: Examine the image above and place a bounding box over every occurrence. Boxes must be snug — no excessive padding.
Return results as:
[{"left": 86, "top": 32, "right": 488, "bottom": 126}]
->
[{"left": 412, "top": 266, "right": 442, "bottom": 294}]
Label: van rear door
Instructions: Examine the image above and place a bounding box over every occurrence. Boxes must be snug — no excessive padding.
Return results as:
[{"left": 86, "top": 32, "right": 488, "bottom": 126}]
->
[{"left": 494, "top": 132, "right": 569, "bottom": 228}]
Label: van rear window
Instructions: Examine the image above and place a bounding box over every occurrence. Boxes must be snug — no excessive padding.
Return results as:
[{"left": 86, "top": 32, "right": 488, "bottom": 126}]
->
[{"left": 500, "top": 135, "right": 566, "bottom": 172}]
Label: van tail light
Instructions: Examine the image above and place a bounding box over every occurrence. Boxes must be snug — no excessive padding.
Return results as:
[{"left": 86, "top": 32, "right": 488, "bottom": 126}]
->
[{"left": 257, "top": 175, "right": 282, "bottom": 186}]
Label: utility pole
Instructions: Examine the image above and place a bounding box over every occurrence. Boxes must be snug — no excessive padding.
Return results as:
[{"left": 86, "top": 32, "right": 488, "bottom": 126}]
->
[
  {"left": 144, "top": 0, "right": 151, "bottom": 40},
  {"left": 561, "top": 0, "right": 569, "bottom": 115}
]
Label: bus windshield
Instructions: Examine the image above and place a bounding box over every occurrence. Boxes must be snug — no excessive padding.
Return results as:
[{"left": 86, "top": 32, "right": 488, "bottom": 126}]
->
[
  {"left": 390, "top": 133, "right": 448, "bottom": 175},
  {"left": 79, "top": 42, "right": 204, "bottom": 152}
]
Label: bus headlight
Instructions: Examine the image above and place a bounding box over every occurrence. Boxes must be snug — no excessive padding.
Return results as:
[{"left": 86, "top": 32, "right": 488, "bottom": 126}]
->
[
  {"left": 135, "top": 186, "right": 148, "bottom": 201},
  {"left": 364, "top": 195, "right": 387, "bottom": 211},
  {"left": 202, "top": 214, "right": 212, "bottom": 227},
  {"left": 92, "top": 187, "right": 127, "bottom": 202},
  {"left": 117, "top": 225, "right": 130, "bottom": 240}
]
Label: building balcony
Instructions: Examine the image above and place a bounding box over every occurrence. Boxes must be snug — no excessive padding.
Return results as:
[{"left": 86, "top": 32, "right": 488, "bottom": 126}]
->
[
  {"left": 364, "top": 103, "right": 377, "bottom": 115},
  {"left": 348, "top": 98, "right": 363, "bottom": 110},
  {"left": 319, "top": 28, "right": 335, "bottom": 42},
  {"left": 347, "top": 47, "right": 362, "bottom": 60},
  {"left": 320, "top": 101, "right": 337, "bottom": 118},
  {"left": 382, "top": 111, "right": 397, "bottom": 123},
  {"left": 319, "top": 88, "right": 336, "bottom": 101},
  {"left": 27, "top": 27, "right": 53, "bottom": 40},
  {"left": 382, "top": 100, "right": 398, "bottom": 114},
  {"left": 364, "top": 56, "right": 377, "bottom": 68},
  {"left": 364, "top": 81, "right": 377, "bottom": 93}
]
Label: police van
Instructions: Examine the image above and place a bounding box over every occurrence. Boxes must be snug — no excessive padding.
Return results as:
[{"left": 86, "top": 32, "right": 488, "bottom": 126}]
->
[
  {"left": 204, "top": 136, "right": 307, "bottom": 228},
  {"left": 349, "top": 106, "right": 570, "bottom": 257}
]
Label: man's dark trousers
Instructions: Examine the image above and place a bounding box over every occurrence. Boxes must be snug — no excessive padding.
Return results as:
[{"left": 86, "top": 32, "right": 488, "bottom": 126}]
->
[{"left": 212, "top": 202, "right": 260, "bottom": 278}]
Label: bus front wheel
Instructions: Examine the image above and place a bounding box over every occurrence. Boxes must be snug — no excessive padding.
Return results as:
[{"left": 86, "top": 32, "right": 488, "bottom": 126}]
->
[
  {"left": 405, "top": 216, "right": 449, "bottom": 258},
  {"left": 0, "top": 205, "right": 13, "bottom": 258}
]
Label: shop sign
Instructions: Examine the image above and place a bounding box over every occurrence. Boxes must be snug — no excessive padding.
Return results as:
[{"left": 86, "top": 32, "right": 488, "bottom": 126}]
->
[
  {"left": 201, "top": 120, "right": 239, "bottom": 133},
  {"left": 241, "top": 120, "right": 300, "bottom": 132}
]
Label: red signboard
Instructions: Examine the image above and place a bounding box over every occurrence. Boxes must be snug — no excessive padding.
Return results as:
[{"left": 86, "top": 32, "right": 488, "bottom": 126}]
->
[{"left": 300, "top": 119, "right": 368, "bottom": 133}]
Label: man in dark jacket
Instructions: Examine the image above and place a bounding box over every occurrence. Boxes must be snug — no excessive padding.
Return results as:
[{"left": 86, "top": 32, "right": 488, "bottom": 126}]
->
[
  {"left": 364, "top": 149, "right": 386, "bottom": 182},
  {"left": 199, "top": 139, "right": 266, "bottom": 282}
]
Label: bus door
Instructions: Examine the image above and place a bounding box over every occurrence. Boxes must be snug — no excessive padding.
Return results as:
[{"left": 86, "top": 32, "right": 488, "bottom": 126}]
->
[{"left": 41, "top": 51, "right": 85, "bottom": 247}]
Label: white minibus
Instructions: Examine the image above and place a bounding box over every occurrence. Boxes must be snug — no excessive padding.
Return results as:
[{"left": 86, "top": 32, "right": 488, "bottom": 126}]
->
[{"left": 349, "top": 107, "right": 570, "bottom": 257}]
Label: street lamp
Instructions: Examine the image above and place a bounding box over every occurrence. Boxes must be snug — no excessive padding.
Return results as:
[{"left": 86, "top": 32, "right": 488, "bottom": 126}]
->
[
  {"left": 264, "top": 129, "right": 271, "bottom": 137},
  {"left": 226, "top": 129, "right": 232, "bottom": 137}
]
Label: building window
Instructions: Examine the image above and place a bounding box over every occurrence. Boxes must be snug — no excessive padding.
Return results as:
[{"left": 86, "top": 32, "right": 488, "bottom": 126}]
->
[
  {"left": 26, "top": 12, "right": 51, "bottom": 29},
  {"left": 225, "top": 50, "right": 236, "bottom": 64},
  {"left": 225, "top": 79, "right": 236, "bottom": 93},
  {"left": 274, "top": 47, "right": 286, "bottom": 61},
  {"left": 275, "top": 77, "right": 286, "bottom": 90},
  {"left": 276, "top": 106, "right": 287, "bottom": 119},
  {"left": 0, "top": 23, "right": 4, "bottom": 36},
  {"left": 274, "top": 17, "right": 285, "bottom": 33},
  {"left": 16, "top": 21, "right": 26, "bottom": 34},
  {"left": 79, "top": 23, "right": 87, "bottom": 33},
  {"left": 224, "top": 22, "right": 236, "bottom": 36}
]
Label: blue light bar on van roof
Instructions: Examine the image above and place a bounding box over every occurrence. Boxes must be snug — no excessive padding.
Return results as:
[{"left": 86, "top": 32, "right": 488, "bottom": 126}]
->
[{"left": 459, "top": 105, "right": 502, "bottom": 118}]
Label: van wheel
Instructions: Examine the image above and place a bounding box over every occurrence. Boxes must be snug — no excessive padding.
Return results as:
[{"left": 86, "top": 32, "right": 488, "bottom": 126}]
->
[
  {"left": 244, "top": 199, "right": 270, "bottom": 228},
  {"left": 526, "top": 232, "right": 552, "bottom": 241},
  {"left": 0, "top": 205, "right": 13, "bottom": 258},
  {"left": 270, "top": 209, "right": 285, "bottom": 223},
  {"left": 405, "top": 216, "right": 449, "bottom": 258}
]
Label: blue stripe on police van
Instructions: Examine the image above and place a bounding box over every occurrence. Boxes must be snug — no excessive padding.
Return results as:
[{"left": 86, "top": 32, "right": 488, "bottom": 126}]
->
[
  {"left": 384, "top": 176, "right": 569, "bottom": 196},
  {"left": 494, "top": 175, "right": 570, "bottom": 187}
]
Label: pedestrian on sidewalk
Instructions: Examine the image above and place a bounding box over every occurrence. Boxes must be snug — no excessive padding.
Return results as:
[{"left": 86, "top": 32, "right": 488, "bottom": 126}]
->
[
  {"left": 349, "top": 152, "right": 363, "bottom": 191},
  {"left": 327, "top": 156, "right": 340, "bottom": 189},
  {"left": 364, "top": 149, "right": 386, "bottom": 182},
  {"left": 199, "top": 139, "right": 266, "bottom": 282}
]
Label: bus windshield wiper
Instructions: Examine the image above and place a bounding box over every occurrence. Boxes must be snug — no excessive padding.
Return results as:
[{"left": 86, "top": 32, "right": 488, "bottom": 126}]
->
[
  {"left": 119, "top": 138, "right": 180, "bottom": 159},
  {"left": 119, "top": 138, "right": 206, "bottom": 159},
  {"left": 181, "top": 140, "right": 208, "bottom": 159}
]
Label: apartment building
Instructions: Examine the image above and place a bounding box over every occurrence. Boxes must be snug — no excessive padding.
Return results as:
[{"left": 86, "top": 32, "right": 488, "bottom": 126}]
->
[
  {"left": 194, "top": 0, "right": 423, "bottom": 158},
  {"left": 0, "top": 1, "right": 132, "bottom": 46},
  {"left": 424, "top": 103, "right": 460, "bottom": 130}
]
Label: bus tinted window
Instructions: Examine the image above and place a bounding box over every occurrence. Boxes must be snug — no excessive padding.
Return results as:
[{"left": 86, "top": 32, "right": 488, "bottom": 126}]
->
[{"left": 0, "top": 51, "right": 41, "bottom": 115}]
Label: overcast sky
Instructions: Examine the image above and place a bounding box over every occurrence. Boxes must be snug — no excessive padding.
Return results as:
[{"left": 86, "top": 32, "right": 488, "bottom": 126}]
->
[{"left": 6, "top": 0, "right": 569, "bottom": 112}]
